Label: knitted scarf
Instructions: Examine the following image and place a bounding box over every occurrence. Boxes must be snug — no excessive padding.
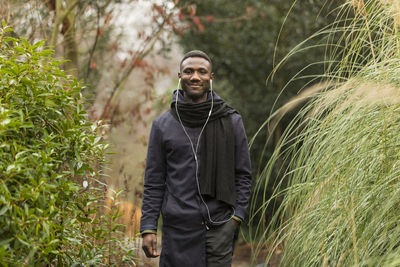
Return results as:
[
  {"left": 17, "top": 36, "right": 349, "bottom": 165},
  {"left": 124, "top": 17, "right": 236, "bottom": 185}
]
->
[{"left": 170, "top": 92, "right": 237, "bottom": 207}]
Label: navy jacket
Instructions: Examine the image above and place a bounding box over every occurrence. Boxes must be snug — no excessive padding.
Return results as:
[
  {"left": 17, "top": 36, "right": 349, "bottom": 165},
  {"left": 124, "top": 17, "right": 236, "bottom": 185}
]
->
[{"left": 140, "top": 90, "right": 252, "bottom": 267}]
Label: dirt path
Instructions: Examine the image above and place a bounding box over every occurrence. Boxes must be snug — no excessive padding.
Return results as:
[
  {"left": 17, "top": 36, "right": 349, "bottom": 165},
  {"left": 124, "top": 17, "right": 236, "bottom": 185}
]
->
[{"left": 232, "top": 242, "right": 281, "bottom": 267}]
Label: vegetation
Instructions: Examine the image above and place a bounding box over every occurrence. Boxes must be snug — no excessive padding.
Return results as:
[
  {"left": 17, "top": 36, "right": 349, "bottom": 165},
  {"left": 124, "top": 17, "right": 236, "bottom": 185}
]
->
[
  {"left": 0, "top": 23, "right": 135, "bottom": 265},
  {"left": 250, "top": 0, "right": 400, "bottom": 265},
  {"left": 2, "top": 0, "right": 178, "bottom": 122},
  {"left": 177, "top": 0, "right": 343, "bottom": 169},
  {"left": 3, "top": 0, "right": 400, "bottom": 265},
  {"left": 176, "top": 3, "right": 347, "bottom": 232},
  {"left": 2, "top": 0, "right": 180, "bottom": 242}
]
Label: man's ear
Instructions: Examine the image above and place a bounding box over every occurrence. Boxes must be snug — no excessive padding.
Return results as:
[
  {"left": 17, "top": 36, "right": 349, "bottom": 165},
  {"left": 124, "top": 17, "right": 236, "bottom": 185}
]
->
[
  {"left": 178, "top": 72, "right": 181, "bottom": 79},
  {"left": 210, "top": 72, "right": 214, "bottom": 80}
]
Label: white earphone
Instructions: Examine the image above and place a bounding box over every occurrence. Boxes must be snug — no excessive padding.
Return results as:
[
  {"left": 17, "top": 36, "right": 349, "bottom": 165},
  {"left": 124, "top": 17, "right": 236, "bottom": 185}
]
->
[{"left": 174, "top": 78, "right": 234, "bottom": 225}]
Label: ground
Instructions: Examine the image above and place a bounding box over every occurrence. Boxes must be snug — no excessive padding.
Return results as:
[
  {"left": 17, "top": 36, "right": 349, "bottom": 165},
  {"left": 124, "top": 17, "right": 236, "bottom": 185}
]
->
[{"left": 135, "top": 237, "right": 281, "bottom": 267}]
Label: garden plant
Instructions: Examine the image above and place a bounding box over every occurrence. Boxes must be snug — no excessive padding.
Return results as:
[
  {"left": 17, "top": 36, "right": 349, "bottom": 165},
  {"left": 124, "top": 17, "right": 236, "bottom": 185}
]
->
[
  {"left": 0, "top": 23, "right": 136, "bottom": 266},
  {"left": 250, "top": 0, "right": 400, "bottom": 266}
]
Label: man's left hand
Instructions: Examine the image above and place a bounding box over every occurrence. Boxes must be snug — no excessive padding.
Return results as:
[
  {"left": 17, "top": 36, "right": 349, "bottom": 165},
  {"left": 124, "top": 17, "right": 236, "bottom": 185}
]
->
[{"left": 232, "top": 218, "right": 240, "bottom": 228}]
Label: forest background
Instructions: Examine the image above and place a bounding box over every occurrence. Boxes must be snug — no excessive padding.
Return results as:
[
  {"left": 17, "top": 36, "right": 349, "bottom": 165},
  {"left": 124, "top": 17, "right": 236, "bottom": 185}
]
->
[{"left": 2, "top": 0, "right": 388, "bottom": 265}]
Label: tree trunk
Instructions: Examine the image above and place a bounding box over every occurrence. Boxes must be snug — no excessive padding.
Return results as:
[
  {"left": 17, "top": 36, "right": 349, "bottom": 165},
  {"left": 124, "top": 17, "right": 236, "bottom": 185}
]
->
[
  {"left": 48, "top": 0, "right": 80, "bottom": 77},
  {"left": 0, "top": 0, "right": 11, "bottom": 23},
  {"left": 62, "top": 6, "right": 78, "bottom": 77}
]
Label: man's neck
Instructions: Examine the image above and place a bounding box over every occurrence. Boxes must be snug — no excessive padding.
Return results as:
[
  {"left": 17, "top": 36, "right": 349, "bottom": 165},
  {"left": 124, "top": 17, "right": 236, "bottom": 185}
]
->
[{"left": 183, "top": 93, "right": 207, "bottom": 104}]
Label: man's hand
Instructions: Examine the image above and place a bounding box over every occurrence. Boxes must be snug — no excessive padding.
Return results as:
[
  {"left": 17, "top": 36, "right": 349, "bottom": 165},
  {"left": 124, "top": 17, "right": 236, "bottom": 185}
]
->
[
  {"left": 142, "top": 233, "right": 160, "bottom": 258},
  {"left": 232, "top": 218, "right": 240, "bottom": 228}
]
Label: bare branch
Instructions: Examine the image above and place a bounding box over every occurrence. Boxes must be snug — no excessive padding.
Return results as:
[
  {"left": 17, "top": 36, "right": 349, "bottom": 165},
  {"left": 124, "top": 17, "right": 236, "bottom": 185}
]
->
[
  {"left": 99, "top": 11, "right": 174, "bottom": 122},
  {"left": 85, "top": 3, "right": 101, "bottom": 80}
]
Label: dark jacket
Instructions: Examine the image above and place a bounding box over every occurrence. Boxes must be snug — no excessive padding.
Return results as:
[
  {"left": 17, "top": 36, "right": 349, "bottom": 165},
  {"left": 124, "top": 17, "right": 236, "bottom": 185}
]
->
[{"left": 140, "top": 90, "right": 252, "bottom": 267}]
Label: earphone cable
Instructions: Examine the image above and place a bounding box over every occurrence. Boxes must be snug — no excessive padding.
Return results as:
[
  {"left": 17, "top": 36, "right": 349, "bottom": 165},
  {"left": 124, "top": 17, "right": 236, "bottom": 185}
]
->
[{"left": 175, "top": 79, "right": 234, "bottom": 225}]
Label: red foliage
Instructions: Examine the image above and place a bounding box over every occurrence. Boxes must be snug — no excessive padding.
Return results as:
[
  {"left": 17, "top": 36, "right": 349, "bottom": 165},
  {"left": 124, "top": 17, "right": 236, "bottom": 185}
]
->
[
  {"left": 261, "top": 12, "right": 267, "bottom": 19},
  {"left": 152, "top": 4, "right": 164, "bottom": 16},
  {"left": 246, "top": 6, "right": 254, "bottom": 14},
  {"left": 133, "top": 59, "right": 147, "bottom": 67},
  {"left": 178, "top": 11, "right": 185, "bottom": 21},
  {"left": 205, "top": 15, "right": 214, "bottom": 23},
  {"left": 192, "top": 17, "right": 204, "bottom": 33},
  {"left": 143, "top": 107, "right": 151, "bottom": 115}
]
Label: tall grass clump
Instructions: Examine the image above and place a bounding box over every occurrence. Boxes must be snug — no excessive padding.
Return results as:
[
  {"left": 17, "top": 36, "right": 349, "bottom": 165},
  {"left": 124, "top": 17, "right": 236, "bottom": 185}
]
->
[
  {"left": 250, "top": 0, "right": 400, "bottom": 266},
  {"left": 0, "top": 23, "right": 137, "bottom": 265}
]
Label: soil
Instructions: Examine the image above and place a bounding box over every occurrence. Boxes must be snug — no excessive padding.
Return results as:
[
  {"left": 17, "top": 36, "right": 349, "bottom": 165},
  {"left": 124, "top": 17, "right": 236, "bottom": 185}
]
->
[{"left": 232, "top": 242, "right": 281, "bottom": 267}]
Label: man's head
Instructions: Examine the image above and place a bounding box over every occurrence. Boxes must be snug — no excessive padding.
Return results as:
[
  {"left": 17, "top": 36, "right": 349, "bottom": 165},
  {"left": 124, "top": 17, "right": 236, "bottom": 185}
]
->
[
  {"left": 178, "top": 50, "right": 214, "bottom": 103},
  {"left": 179, "top": 50, "right": 213, "bottom": 72}
]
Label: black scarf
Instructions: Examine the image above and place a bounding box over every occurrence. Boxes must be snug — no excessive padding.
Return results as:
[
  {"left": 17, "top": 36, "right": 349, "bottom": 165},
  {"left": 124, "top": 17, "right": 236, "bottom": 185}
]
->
[{"left": 170, "top": 92, "right": 237, "bottom": 207}]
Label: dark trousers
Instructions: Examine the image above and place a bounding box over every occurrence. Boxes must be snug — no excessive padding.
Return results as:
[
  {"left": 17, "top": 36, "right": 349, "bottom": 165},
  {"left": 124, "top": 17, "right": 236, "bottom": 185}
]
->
[{"left": 205, "top": 220, "right": 239, "bottom": 267}]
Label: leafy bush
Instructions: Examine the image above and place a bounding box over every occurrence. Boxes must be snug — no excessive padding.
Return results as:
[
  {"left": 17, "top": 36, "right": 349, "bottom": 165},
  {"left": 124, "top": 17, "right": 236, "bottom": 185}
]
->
[{"left": 0, "top": 22, "right": 136, "bottom": 265}]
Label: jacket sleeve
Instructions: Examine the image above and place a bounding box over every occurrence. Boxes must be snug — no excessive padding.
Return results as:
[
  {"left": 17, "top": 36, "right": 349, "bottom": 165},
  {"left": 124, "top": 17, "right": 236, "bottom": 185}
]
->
[
  {"left": 140, "top": 120, "right": 166, "bottom": 233},
  {"left": 233, "top": 114, "right": 252, "bottom": 220}
]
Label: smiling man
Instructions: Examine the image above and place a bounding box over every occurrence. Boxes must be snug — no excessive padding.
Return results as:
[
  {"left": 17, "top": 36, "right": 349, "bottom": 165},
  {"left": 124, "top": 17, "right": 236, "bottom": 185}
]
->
[{"left": 140, "top": 50, "right": 252, "bottom": 267}]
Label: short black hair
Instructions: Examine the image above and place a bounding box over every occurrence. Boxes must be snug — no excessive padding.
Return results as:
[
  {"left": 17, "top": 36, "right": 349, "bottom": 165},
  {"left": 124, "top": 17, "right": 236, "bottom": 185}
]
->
[{"left": 180, "top": 50, "right": 212, "bottom": 71}]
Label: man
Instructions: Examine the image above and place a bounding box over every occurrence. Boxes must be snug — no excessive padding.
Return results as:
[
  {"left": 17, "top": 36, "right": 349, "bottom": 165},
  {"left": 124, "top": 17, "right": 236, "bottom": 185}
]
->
[{"left": 140, "top": 50, "right": 252, "bottom": 267}]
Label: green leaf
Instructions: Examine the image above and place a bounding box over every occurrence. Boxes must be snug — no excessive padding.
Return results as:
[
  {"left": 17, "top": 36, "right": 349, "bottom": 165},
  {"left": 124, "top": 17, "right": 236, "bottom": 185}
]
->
[
  {"left": 31, "top": 40, "right": 44, "bottom": 51},
  {"left": 16, "top": 236, "right": 31, "bottom": 247},
  {"left": 77, "top": 216, "right": 92, "bottom": 223},
  {"left": 13, "top": 46, "right": 24, "bottom": 54},
  {"left": 42, "top": 221, "right": 50, "bottom": 236},
  {"left": 3, "top": 36, "right": 17, "bottom": 43},
  {"left": 0, "top": 205, "right": 9, "bottom": 215},
  {"left": 0, "top": 237, "right": 14, "bottom": 247},
  {"left": 21, "top": 38, "right": 29, "bottom": 49}
]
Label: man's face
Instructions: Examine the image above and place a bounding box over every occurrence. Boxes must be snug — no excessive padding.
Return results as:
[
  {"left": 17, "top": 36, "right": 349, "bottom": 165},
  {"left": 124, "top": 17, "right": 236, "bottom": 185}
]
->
[{"left": 179, "top": 57, "right": 214, "bottom": 103}]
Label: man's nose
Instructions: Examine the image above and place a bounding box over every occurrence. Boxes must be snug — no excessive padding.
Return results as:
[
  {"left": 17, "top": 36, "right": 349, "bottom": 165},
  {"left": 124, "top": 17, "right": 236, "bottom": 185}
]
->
[{"left": 190, "top": 72, "right": 200, "bottom": 81}]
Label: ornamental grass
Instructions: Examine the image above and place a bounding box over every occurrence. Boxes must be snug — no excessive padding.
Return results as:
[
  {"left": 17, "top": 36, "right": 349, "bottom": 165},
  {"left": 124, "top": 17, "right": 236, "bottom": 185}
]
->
[{"left": 250, "top": 1, "right": 400, "bottom": 266}]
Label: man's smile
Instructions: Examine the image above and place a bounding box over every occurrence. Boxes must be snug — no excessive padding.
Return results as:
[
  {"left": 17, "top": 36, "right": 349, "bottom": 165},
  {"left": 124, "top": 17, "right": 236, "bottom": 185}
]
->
[{"left": 188, "top": 84, "right": 202, "bottom": 89}]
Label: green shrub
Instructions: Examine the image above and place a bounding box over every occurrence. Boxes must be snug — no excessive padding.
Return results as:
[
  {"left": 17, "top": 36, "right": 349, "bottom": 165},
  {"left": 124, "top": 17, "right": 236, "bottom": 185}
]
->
[{"left": 0, "top": 22, "right": 136, "bottom": 266}]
